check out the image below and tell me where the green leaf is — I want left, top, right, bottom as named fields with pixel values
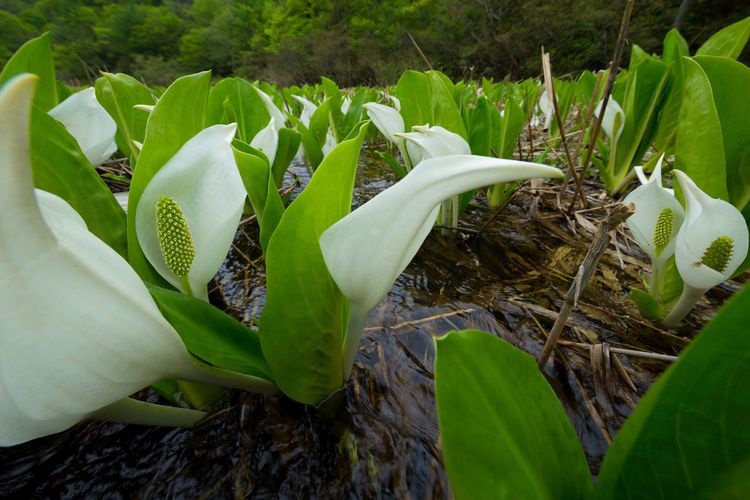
left=375, top=150, right=407, bottom=179
left=259, top=123, right=368, bottom=405
left=427, top=70, right=468, bottom=139
left=0, top=32, right=57, bottom=111
left=611, top=57, right=670, bottom=193
left=232, top=139, right=284, bottom=253
left=663, top=28, right=689, bottom=66
left=628, top=287, right=664, bottom=320
left=127, top=71, right=211, bottom=284
left=674, top=58, right=728, bottom=200
left=596, top=284, right=750, bottom=498
left=148, top=285, right=273, bottom=381
left=271, top=127, right=302, bottom=187
left=396, top=70, right=432, bottom=131
left=30, top=106, right=128, bottom=257
left=207, top=77, right=270, bottom=143
left=95, top=72, right=155, bottom=163
left=498, top=94, right=525, bottom=158
left=466, top=96, right=494, bottom=157
left=694, top=56, right=750, bottom=211
left=435, top=330, right=593, bottom=500
left=696, top=17, right=750, bottom=60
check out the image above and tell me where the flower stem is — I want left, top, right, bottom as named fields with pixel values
left=180, top=275, right=193, bottom=297
left=89, top=397, right=205, bottom=428
left=663, top=284, right=706, bottom=327
left=177, top=356, right=279, bottom=396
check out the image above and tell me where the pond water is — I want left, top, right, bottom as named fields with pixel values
left=0, top=153, right=732, bottom=498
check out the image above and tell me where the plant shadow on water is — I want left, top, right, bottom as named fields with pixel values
left=0, top=153, right=739, bottom=498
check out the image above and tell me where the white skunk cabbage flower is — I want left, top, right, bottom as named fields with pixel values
left=48, top=87, right=117, bottom=166
left=594, top=98, right=624, bottom=147
left=254, top=85, right=286, bottom=128
left=538, top=90, right=553, bottom=130
left=363, top=102, right=420, bottom=170
left=250, top=117, right=279, bottom=166
left=341, top=96, right=351, bottom=115
left=395, top=125, right=471, bottom=159
left=0, top=75, right=275, bottom=447
left=363, top=102, right=405, bottom=145
left=320, top=155, right=564, bottom=375
left=624, top=155, right=684, bottom=292
left=293, top=95, right=317, bottom=128
left=663, top=170, right=749, bottom=326
left=135, top=124, right=245, bottom=301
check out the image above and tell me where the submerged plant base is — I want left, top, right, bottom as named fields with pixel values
left=0, top=156, right=737, bottom=497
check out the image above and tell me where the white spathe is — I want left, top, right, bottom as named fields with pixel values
left=594, top=98, right=624, bottom=146
left=395, top=125, right=471, bottom=160
left=0, top=75, right=211, bottom=446
left=673, top=170, right=748, bottom=290
left=320, top=154, right=564, bottom=375
left=254, top=85, right=286, bottom=128
left=363, top=102, right=405, bottom=145
left=135, top=124, right=245, bottom=301
left=48, top=87, right=117, bottom=166
left=623, top=155, right=684, bottom=265
left=250, top=117, right=279, bottom=166
left=293, top=95, right=318, bottom=128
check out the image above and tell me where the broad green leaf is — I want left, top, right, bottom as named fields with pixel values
left=232, top=140, right=284, bottom=253
left=270, top=127, right=302, bottom=187
left=674, top=58, right=728, bottom=200
left=663, top=28, right=689, bottom=65
left=148, top=285, right=273, bottom=381
left=95, top=72, right=155, bottom=163
left=467, top=96, right=494, bottom=156
left=375, top=150, right=407, bottom=179
left=127, top=71, right=211, bottom=284
left=629, top=44, right=649, bottom=71
left=596, top=284, right=750, bottom=498
left=696, top=17, right=750, bottom=60
left=0, top=33, right=57, bottom=111
left=498, top=94, right=525, bottom=158
left=207, top=77, right=270, bottom=143
left=435, top=330, right=592, bottom=500
left=396, top=70, right=433, bottom=130
left=611, top=57, right=669, bottom=192
left=259, top=123, right=368, bottom=405
left=695, top=56, right=750, bottom=210
left=30, top=106, right=127, bottom=257
left=427, top=70, right=468, bottom=139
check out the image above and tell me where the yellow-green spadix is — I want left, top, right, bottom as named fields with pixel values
left=0, top=75, right=275, bottom=447
left=135, top=123, right=245, bottom=301
left=320, top=154, right=564, bottom=376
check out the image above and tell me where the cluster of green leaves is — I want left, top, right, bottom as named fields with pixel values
left=589, top=17, right=750, bottom=196
left=435, top=281, right=750, bottom=498
left=1, top=0, right=748, bottom=86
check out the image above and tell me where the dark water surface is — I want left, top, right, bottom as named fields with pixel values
left=1, top=154, right=726, bottom=498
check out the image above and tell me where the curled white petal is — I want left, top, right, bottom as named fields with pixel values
left=48, top=87, right=117, bottom=166
left=363, top=102, right=405, bottom=144
left=673, top=170, right=749, bottom=289
left=624, top=155, right=684, bottom=262
left=254, top=85, right=286, bottom=129
left=251, top=117, right=279, bottom=165
left=292, top=95, right=318, bottom=128
left=321, top=155, right=563, bottom=313
left=0, top=76, right=201, bottom=446
left=136, top=124, right=245, bottom=300
left=594, top=98, right=624, bottom=146
left=394, top=125, right=470, bottom=160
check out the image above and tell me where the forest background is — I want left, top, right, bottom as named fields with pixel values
left=1, top=0, right=749, bottom=86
